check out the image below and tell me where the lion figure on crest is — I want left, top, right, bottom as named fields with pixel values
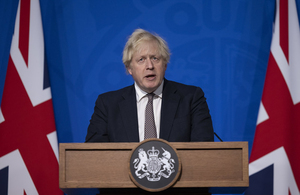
left=133, top=149, right=148, bottom=178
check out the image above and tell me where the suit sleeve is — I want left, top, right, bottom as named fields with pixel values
left=85, top=95, right=110, bottom=142
left=190, top=87, right=214, bottom=141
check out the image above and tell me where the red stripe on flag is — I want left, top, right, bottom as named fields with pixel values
left=248, top=0, right=300, bottom=193
left=0, top=0, right=63, bottom=193
left=280, top=0, right=289, bottom=63
left=0, top=57, right=62, bottom=195
left=249, top=53, right=300, bottom=163
left=19, top=0, right=30, bottom=66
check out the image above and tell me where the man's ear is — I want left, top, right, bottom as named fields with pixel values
left=127, top=67, right=132, bottom=75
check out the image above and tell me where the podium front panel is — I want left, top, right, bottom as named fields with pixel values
left=59, top=142, right=248, bottom=193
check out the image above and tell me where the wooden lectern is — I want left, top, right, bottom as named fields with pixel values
left=59, top=142, right=249, bottom=194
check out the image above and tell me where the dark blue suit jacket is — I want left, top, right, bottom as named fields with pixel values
left=86, top=79, right=214, bottom=142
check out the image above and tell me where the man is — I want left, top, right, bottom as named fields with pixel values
left=86, top=29, right=214, bottom=142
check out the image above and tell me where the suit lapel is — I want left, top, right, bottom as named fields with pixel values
left=119, top=85, right=139, bottom=142
left=160, top=80, right=180, bottom=140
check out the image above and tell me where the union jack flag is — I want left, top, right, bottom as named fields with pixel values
left=245, top=0, right=300, bottom=194
left=0, top=0, right=63, bottom=194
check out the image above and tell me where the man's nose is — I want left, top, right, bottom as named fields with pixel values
left=145, top=58, right=154, bottom=69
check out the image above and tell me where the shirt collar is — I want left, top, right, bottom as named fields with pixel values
left=135, top=80, right=164, bottom=102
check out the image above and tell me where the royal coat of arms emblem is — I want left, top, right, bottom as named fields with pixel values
left=133, top=146, right=175, bottom=181
left=129, top=139, right=181, bottom=192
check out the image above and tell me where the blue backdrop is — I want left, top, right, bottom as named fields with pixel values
left=1, top=1, right=300, bottom=194
left=37, top=0, right=277, bottom=150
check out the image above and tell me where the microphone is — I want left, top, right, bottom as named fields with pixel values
left=214, top=132, right=223, bottom=142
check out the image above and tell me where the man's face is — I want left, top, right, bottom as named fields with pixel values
left=128, top=41, right=167, bottom=93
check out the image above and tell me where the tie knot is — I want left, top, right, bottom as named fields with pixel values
left=147, top=93, right=155, bottom=102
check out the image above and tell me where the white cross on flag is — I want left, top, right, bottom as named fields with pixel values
left=245, top=0, right=300, bottom=194
left=0, top=0, right=63, bottom=194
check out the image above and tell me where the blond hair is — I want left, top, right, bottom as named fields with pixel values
left=122, top=29, right=170, bottom=72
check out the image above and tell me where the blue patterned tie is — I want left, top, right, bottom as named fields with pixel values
left=144, top=93, right=157, bottom=139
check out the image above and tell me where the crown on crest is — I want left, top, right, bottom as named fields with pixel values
left=147, top=146, right=159, bottom=157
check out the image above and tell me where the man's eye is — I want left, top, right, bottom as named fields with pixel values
left=152, top=57, right=158, bottom=61
left=138, top=58, right=144, bottom=62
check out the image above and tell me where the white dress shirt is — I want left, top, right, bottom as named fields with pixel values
left=135, top=81, right=163, bottom=142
